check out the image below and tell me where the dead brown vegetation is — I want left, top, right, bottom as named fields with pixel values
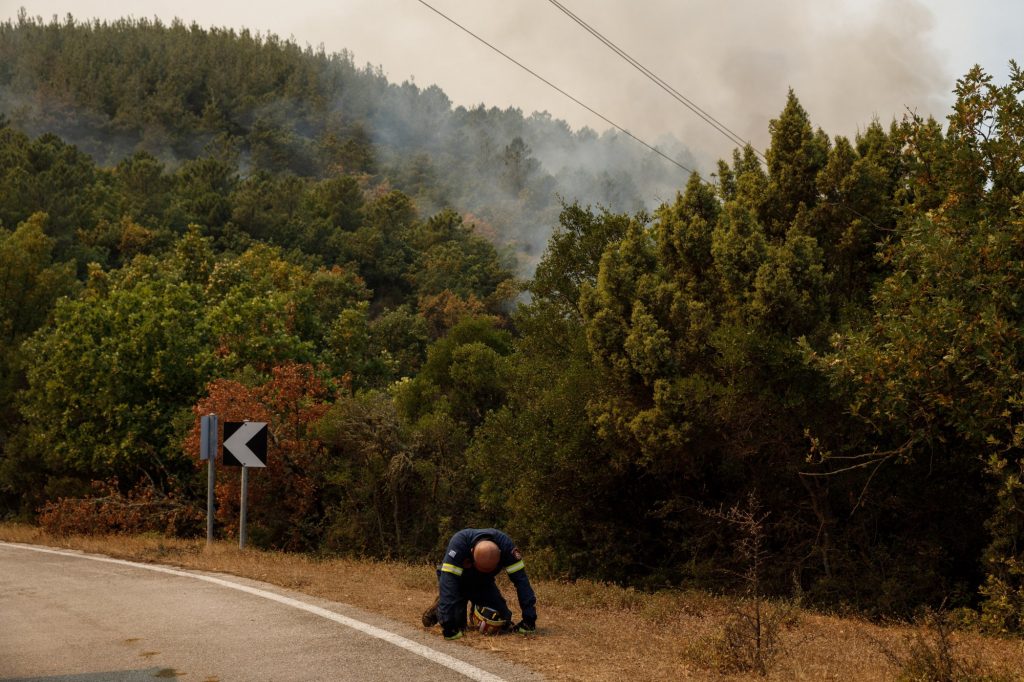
left=37, top=480, right=203, bottom=537
left=2, top=523, right=1022, bottom=682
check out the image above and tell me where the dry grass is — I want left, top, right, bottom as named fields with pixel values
left=3, top=522, right=1023, bottom=681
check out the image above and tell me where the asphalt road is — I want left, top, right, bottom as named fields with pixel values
left=0, top=542, right=544, bottom=682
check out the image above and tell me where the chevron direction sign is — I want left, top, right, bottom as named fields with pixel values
left=222, top=421, right=268, bottom=468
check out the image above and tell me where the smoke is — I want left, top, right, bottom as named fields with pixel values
left=350, top=73, right=697, bottom=270
left=290, top=0, right=950, bottom=165
left=692, top=0, right=947, bottom=148
left=519, top=0, right=949, bottom=160
left=1, top=0, right=967, bottom=163
left=336, top=0, right=951, bottom=272
left=0, top=84, right=183, bottom=166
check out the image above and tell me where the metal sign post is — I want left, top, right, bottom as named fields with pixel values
left=222, top=420, right=267, bottom=551
left=239, top=465, right=249, bottom=549
left=199, top=414, right=218, bottom=545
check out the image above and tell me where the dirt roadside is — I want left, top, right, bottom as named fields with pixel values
left=2, top=523, right=1021, bottom=681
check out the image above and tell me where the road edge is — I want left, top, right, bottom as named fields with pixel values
left=0, top=540, right=519, bottom=682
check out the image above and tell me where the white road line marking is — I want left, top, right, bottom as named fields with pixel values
left=0, top=542, right=509, bottom=682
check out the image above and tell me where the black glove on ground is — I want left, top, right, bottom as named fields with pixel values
left=510, top=618, right=536, bottom=634
left=442, top=625, right=464, bottom=640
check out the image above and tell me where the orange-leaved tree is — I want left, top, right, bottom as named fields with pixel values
left=185, top=363, right=330, bottom=550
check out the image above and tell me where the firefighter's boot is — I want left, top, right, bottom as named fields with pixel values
left=421, top=596, right=440, bottom=627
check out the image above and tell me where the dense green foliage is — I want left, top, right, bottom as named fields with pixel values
left=2, top=16, right=1024, bottom=627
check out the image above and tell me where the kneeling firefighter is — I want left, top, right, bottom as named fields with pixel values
left=422, top=528, right=537, bottom=639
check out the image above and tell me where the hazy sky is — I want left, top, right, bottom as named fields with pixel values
left=3, top=0, right=1021, bottom=166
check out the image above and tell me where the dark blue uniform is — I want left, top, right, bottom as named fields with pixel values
left=437, top=528, right=537, bottom=632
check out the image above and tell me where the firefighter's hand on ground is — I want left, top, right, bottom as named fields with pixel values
left=510, top=618, right=536, bottom=634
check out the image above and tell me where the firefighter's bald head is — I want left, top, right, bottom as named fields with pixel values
left=473, top=540, right=500, bottom=572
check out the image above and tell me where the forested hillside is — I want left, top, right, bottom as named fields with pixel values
left=0, top=12, right=693, bottom=264
left=2, top=13, right=1024, bottom=631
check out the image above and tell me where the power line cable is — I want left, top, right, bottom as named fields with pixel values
left=416, top=1, right=887, bottom=233
left=415, top=0, right=695, bottom=176
left=545, top=2, right=903, bottom=233
left=544, top=2, right=895, bottom=230
left=545, top=0, right=767, bottom=163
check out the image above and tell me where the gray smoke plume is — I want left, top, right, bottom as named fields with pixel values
left=291, top=0, right=950, bottom=165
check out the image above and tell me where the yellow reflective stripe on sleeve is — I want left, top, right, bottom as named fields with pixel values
left=441, top=563, right=464, bottom=576
left=505, top=560, right=525, bottom=574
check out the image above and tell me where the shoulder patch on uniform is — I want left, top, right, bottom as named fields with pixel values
left=512, top=547, right=522, bottom=560
left=448, top=549, right=457, bottom=558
